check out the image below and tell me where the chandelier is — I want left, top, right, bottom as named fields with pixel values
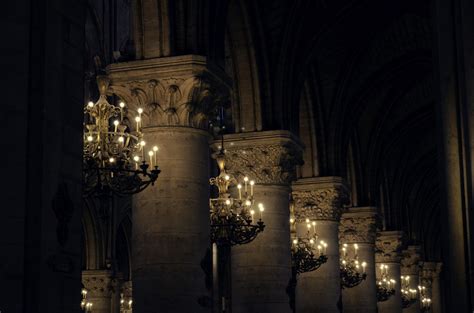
left=290, top=218, right=328, bottom=274
left=340, top=243, right=367, bottom=289
left=209, top=126, right=265, bottom=246
left=419, top=285, right=431, bottom=312
left=80, top=288, right=93, bottom=312
left=83, top=75, right=160, bottom=197
left=400, top=275, right=418, bottom=308
left=376, top=264, right=396, bottom=302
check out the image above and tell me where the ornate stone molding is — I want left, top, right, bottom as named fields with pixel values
left=121, top=280, right=133, bottom=298
left=420, top=262, right=442, bottom=286
left=291, top=177, right=349, bottom=221
left=400, top=245, right=422, bottom=276
left=375, top=231, right=404, bottom=263
left=339, top=207, right=378, bottom=244
left=82, top=270, right=117, bottom=298
left=107, top=55, right=230, bottom=129
left=217, top=130, right=303, bottom=185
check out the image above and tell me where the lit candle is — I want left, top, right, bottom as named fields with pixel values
left=312, top=221, right=316, bottom=234
left=317, top=245, right=322, bottom=255
left=250, top=180, right=255, bottom=196
left=362, top=261, right=367, bottom=273
left=119, top=101, right=125, bottom=121
left=258, top=203, right=264, bottom=220
left=153, top=146, right=158, bottom=166
left=140, top=140, right=146, bottom=159
left=237, top=184, right=242, bottom=199
left=148, top=150, right=154, bottom=167
left=134, top=155, right=139, bottom=170
left=354, top=243, right=359, bottom=258
left=114, top=120, right=119, bottom=132
left=244, top=176, right=249, bottom=193
left=250, top=210, right=255, bottom=220
left=135, top=116, right=141, bottom=132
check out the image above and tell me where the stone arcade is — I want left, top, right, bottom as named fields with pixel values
left=3, top=0, right=474, bottom=313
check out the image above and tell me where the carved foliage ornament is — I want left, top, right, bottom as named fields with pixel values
left=400, top=248, right=421, bottom=275
left=292, top=187, right=349, bottom=221
left=110, top=72, right=230, bottom=129
left=82, top=273, right=118, bottom=298
left=224, top=143, right=303, bottom=185
left=339, top=215, right=377, bottom=244
left=375, top=234, right=403, bottom=263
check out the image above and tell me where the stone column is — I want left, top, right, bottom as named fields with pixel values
left=82, top=270, right=117, bottom=313
left=292, top=176, right=349, bottom=313
left=401, top=246, right=422, bottom=313
left=340, top=207, right=378, bottom=313
left=421, top=262, right=443, bottom=313
left=108, top=55, right=230, bottom=313
left=221, top=130, right=303, bottom=313
left=375, top=231, right=404, bottom=313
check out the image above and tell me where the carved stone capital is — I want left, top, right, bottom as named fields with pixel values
left=216, top=131, right=303, bottom=185
left=107, top=55, right=231, bottom=129
left=420, top=262, right=442, bottom=286
left=339, top=207, right=378, bottom=244
left=375, top=231, right=404, bottom=263
left=121, top=280, right=133, bottom=298
left=82, top=270, right=117, bottom=298
left=291, top=177, right=349, bottom=221
left=400, top=245, right=422, bottom=275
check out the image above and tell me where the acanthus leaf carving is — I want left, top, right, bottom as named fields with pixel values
left=375, top=231, right=404, bottom=263
left=109, top=72, right=229, bottom=129
left=339, top=212, right=377, bottom=244
left=82, top=270, right=116, bottom=298
left=292, top=187, right=349, bottom=221
left=223, top=143, right=303, bottom=185
left=400, top=246, right=421, bottom=275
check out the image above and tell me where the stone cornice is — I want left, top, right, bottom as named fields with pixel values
left=216, top=130, right=304, bottom=185
left=375, top=231, right=404, bottom=263
left=339, top=207, right=378, bottom=244
left=106, top=55, right=231, bottom=129
left=400, top=245, right=422, bottom=275
left=291, top=177, right=349, bottom=221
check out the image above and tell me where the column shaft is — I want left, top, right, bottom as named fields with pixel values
left=375, top=231, right=404, bottom=313
left=401, top=246, right=421, bottom=313
left=220, top=130, right=302, bottom=313
left=292, top=176, right=348, bottom=313
left=296, top=220, right=340, bottom=312
left=342, top=243, right=376, bottom=313
left=232, top=185, right=292, bottom=313
left=107, top=55, right=230, bottom=313
left=132, top=128, right=211, bottom=313
left=377, top=262, right=402, bottom=313
left=340, top=207, right=378, bottom=313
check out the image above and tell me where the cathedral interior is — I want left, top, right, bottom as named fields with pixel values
left=3, top=0, right=474, bottom=312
